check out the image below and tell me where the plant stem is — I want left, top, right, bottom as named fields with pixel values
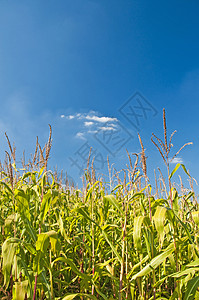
left=33, top=273, right=38, bottom=300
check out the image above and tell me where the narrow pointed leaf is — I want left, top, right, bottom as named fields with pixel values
left=184, top=276, right=199, bottom=300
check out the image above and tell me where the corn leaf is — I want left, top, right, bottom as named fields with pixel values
left=130, top=243, right=174, bottom=281
left=184, top=276, right=199, bottom=300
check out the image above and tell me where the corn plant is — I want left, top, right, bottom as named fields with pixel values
left=0, top=111, right=199, bottom=299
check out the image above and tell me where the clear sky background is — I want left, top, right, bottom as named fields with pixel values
left=0, top=0, right=199, bottom=190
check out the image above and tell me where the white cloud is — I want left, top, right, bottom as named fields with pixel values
left=85, top=115, right=118, bottom=123
left=169, top=157, right=183, bottom=164
left=61, top=111, right=118, bottom=124
left=87, top=130, right=98, bottom=134
left=75, top=132, right=86, bottom=140
left=60, top=114, right=75, bottom=120
left=109, top=123, right=117, bottom=127
left=61, top=111, right=119, bottom=138
left=84, top=121, right=94, bottom=126
left=68, top=115, right=75, bottom=120
left=99, top=126, right=116, bottom=131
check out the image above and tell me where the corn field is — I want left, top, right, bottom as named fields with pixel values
left=0, top=111, right=199, bottom=300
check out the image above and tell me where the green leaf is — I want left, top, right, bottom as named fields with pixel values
left=2, top=239, right=19, bottom=287
left=169, top=163, right=191, bottom=179
left=12, top=280, right=28, bottom=300
left=62, top=295, right=78, bottom=300
left=133, top=216, right=145, bottom=251
left=23, top=242, right=37, bottom=255
left=36, top=233, right=49, bottom=253
left=36, top=230, right=59, bottom=254
left=39, top=191, right=52, bottom=222
left=62, top=294, right=97, bottom=300
left=195, top=290, right=199, bottom=300
left=192, top=211, right=199, bottom=225
left=171, top=267, right=199, bottom=278
left=187, top=259, right=199, bottom=267
left=76, top=207, right=122, bottom=263
left=0, top=181, right=13, bottom=194
left=52, top=257, right=91, bottom=281
left=47, top=230, right=59, bottom=254
left=21, top=171, right=34, bottom=181
left=174, top=214, right=193, bottom=243
left=130, top=243, right=174, bottom=281
left=153, top=206, right=167, bottom=247
left=127, top=255, right=149, bottom=280
left=184, top=276, right=199, bottom=300
left=104, top=195, right=124, bottom=215
left=23, top=217, right=37, bottom=242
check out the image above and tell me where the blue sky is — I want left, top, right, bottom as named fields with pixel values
left=0, top=0, right=199, bottom=190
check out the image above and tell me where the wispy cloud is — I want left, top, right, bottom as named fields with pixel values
left=169, top=157, right=183, bottom=164
left=68, top=115, right=75, bottom=120
left=84, top=115, right=117, bottom=123
left=75, top=132, right=86, bottom=140
left=84, top=121, right=94, bottom=126
left=61, top=112, right=118, bottom=123
left=99, top=126, right=116, bottom=131
left=87, top=130, right=98, bottom=134
left=61, top=111, right=119, bottom=139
